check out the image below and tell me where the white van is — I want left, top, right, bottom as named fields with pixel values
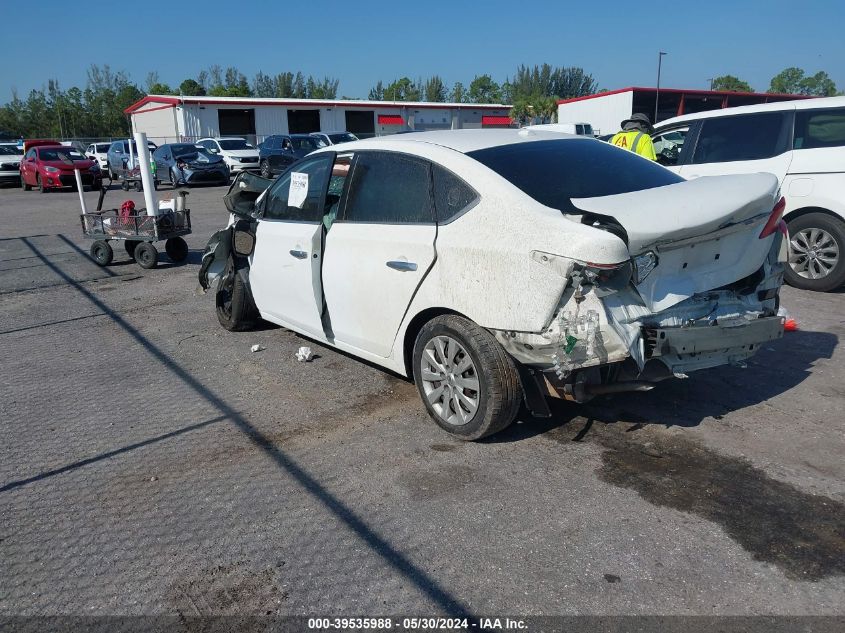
left=653, top=96, right=845, bottom=291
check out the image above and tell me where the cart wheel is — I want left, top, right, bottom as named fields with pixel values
left=135, top=242, right=158, bottom=269
left=121, top=180, right=130, bottom=191
left=134, top=180, right=143, bottom=192
left=90, top=240, right=113, bottom=266
left=153, top=180, right=159, bottom=191
left=165, top=236, right=189, bottom=263
left=124, top=240, right=141, bottom=259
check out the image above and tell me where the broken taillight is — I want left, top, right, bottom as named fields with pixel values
left=759, top=197, right=786, bottom=239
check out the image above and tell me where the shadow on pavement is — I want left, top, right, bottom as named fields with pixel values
left=8, top=235, right=475, bottom=618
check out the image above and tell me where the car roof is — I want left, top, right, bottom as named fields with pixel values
left=656, top=95, right=845, bottom=128
left=335, top=128, right=582, bottom=154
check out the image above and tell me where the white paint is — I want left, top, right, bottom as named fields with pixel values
left=73, top=170, right=87, bottom=214
left=133, top=132, right=157, bottom=215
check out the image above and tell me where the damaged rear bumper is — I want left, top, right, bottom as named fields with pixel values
left=643, top=315, right=783, bottom=373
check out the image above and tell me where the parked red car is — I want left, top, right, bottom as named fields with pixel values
left=20, top=143, right=102, bottom=192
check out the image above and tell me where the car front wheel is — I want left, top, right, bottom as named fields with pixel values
left=216, top=257, right=258, bottom=331
left=413, top=315, right=522, bottom=440
left=785, top=212, right=845, bottom=292
left=260, top=159, right=272, bottom=179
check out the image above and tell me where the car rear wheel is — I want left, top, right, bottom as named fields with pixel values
left=216, top=256, right=258, bottom=331
left=412, top=315, right=522, bottom=440
left=785, top=213, right=845, bottom=292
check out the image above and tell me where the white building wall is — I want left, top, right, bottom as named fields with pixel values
left=556, top=91, right=634, bottom=136
left=130, top=106, right=178, bottom=145
left=255, top=106, right=289, bottom=139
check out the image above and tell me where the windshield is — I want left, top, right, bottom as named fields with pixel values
left=467, top=139, right=684, bottom=212
left=218, top=139, right=253, bottom=150
left=40, top=148, right=87, bottom=162
left=96, top=144, right=110, bottom=152
left=172, top=144, right=215, bottom=160
left=0, top=146, right=21, bottom=156
left=328, top=133, right=357, bottom=144
left=291, top=137, right=322, bottom=151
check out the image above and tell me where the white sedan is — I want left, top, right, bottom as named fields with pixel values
left=201, top=129, right=787, bottom=440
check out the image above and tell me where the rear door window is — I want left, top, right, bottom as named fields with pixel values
left=691, top=112, right=790, bottom=163
left=794, top=108, right=845, bottom=149
left=342, top=152, right=434, bottom=224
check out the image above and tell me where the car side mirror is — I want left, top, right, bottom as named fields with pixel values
left=232, top=229, right=255, bottom=256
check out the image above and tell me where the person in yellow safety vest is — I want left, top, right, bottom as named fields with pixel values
left=610, top=113, right=657, bottom=160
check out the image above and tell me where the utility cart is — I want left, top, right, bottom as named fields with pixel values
left=81, top=195, right=191, bottom=269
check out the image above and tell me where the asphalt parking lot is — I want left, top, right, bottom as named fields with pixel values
left=0, top=181, right=843, bottom=620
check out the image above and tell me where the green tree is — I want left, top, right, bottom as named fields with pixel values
left=468, top=74, right=501, bottom=103
left=274, top=72, right=294, bottom=97
left=147, top=82, right=174, bottom=94
left=424, top=76, right=447, bottom=102
left=800, top=71, right=837, bottom=96
left=383, top=77, right=421, bottom=101
left=711, top=75, right=753, bottom=92
left=450, top=82, right=466, bottom=103
left=769, top=67, right=805, bottom=94
left=253, top=72, right=275, bottom=97
left=368, top=80, right=384, bottom=101
left=179, top=79, right=206, bottom=96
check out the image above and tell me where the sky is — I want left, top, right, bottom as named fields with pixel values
left=2, top=0, right=844, bottom=103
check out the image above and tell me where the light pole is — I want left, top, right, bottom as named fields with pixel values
left=655, top=51, right=667, bottom=123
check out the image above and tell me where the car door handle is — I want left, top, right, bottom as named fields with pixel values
left=290, top=250, right=308, bottom=259
left=386, top=260, right=418, bottom=272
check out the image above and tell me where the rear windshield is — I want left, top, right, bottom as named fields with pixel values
left=467, top=138, right=683, bottom=211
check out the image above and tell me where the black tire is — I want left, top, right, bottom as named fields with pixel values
left=108, top=168, right=116, bottom=180
left=121, top=180, right=130, bottom=191
left=260, top=159, right=272, bottom=179
left=124, top=240, right=141, bottom=259
left=153, top=179, right=159, bottom=191
left=784, top=212, right=845, bottom=292
left=412, top=315, right=522, bottom=440
left=165, top=236, right=189, bottom=262
left=22, top=175, right=32, bottom=191
left=135, top=242, right=158, bottom=269
left=216, top=257, right=258, bottom=331
left=89, top=240, right=113, bottom=266
left=133, top=180, right=143, bottom=192
left=37, top=174, right=46, bottom=193
left=170, top=168, right=180, bottom=187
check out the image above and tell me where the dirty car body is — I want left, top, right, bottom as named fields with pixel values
left=200, top=129, right=786, bottom=439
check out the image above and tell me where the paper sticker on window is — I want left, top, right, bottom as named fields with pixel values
left=289, top=172, right=308, bottom=208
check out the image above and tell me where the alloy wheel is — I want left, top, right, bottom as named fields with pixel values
left=419, top=335, right=480, bottom=426
left=789, top=228, right=839, bottom=280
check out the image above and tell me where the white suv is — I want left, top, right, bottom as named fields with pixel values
left=653, top=96, right=845, bottom=292
left=196, top=137, right=260, bottom=174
